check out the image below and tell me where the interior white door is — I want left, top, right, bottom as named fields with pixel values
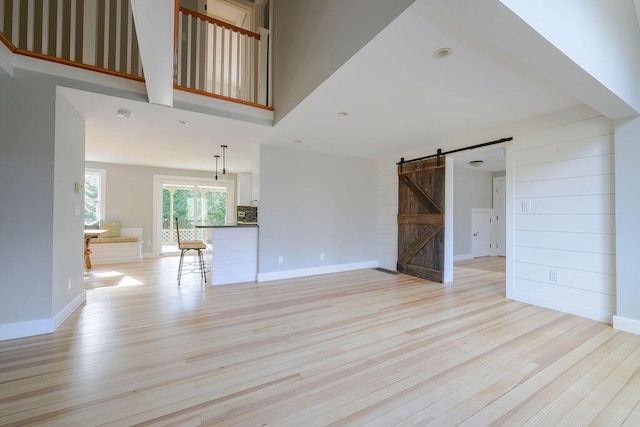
left=493, top=177, right=506, bottom=256
left=472, top=208, right=493, bottom=258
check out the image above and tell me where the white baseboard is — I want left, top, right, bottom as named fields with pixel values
left=0, top=41, right=14, bottom=76
left=0, top=318, right=55, bottom=341
left=453, top=253, right=474, bottom=262
left=508, top=290, right=613, bottom=324
left=613, top=315, right=640, bottom=336
left=54, top=291, right=86, bottom=329
left=0, top=292, right=86, bottom=341
left=258, top=260, right=379, bottom=283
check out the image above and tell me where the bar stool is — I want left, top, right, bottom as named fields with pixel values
left=175, top=218, right=207, bottom=286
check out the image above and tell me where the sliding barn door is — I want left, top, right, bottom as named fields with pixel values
left=397, top=158, right=446, bottom=282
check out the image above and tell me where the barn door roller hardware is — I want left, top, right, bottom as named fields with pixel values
left=397, top=137, right=513, bottom=172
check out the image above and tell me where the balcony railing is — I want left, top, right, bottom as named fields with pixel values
left=175, top=7, right=271, bottom=109
left=0, top=1, right=271, bottom=109
left=0, top=0, right=144, bottom=81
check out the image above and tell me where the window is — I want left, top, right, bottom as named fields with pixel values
left=84, top=168, right=106, bottom=226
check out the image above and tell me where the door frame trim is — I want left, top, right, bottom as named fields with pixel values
left=152, top=174, right=235, bottom=257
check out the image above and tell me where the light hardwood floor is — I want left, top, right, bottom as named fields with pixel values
left=1, top=256, right=639, bottom=426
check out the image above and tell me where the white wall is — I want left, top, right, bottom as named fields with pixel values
left=499, top=0, right=640, bottom=115
left=0, top=70, right=56, bottom=329
left=52, top=92, right=86, bottom=317
left=376, top=158, right=398, bottom=271
left=509, top=113, right=616, bottom=323
left=453, top=167, right=493, bottom=258
left=613, top=116, right=640, bottom=334
left=272, top=0, right=414, bottom=122
left=258, top=146, right=377, bottom=277
left=84, top=161, right=235, bottom=254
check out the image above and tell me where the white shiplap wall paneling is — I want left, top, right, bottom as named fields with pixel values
left=514, top=116, right=613, bottom=151
left=514, top=134, right=613, bottom=166
left=512, top=113, right=616, bottom=323
left=514, top=262, right=615, bottom=295
left=515, top=230, right=615, bottom=254
left=514, top=195, right=614, bottom=215
left=515, top=214, right=614, bottom=234
left=515, top=174, right=614, bottom=198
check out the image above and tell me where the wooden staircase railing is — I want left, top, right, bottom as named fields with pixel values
left=176, top=7, right=271, bottom=110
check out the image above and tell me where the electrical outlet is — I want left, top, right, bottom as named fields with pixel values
left=549, top=270, right=559, bottom=282
left=320, top=253, right=324, bottom=260
left=278, top=256, right=284, bottom=264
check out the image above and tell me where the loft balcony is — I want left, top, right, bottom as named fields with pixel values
left=0, top=0, right=272, bottom=121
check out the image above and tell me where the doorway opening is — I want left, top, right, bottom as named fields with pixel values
left=153, top=175, right=235, bottom=256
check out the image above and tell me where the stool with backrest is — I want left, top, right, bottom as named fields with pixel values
left=175, top=217, right=207, bottom=286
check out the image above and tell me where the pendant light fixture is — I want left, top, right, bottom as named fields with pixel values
left=214, top=155, right=220, bottom=180
left=221, top=145, right=228, bottom=175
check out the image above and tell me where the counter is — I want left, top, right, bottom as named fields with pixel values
left=195, top=224, right=258, bottom=285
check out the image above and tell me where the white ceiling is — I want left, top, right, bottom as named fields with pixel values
left=76, top=0, right=581, bottom=173
left=451, top=145, right=506, bottom=172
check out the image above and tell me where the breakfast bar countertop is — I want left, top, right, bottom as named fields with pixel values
left=195, top=223, right=258, bottom=228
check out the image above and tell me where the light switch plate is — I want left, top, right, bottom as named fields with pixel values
left=522, top=200, right=531, bottom=213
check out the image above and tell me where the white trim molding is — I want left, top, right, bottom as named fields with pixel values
left=54, top=291, right=86, bottom=329
left=453, top=253, right=474, bottom=262
left=613, top=315, right=640, bottom=336
left=258, top=260, right=379, bottom=283
left=509, top=289, right=613, bottom=324
left=0, top=40, right=14, bottom=76
left=0, top=318, right=56, bottom=341
left=0, top=291, right=85, bottom=341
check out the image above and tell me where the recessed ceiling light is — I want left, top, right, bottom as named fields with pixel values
left=116, top=109, right=131, bottom=118
left=469, top=160, right=484, bottom=167
left=292, top=139, right=302, bottom=144
left=433, top=47, right=453, bottom=60
left=177, top=120, right=189, bottom=125
left=337, top=112, right=349, bottom=117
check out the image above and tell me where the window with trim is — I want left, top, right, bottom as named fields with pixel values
left=84, top=169, right=106, bottom=226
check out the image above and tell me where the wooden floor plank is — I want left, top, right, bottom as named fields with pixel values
left=0, top=256, right=638, bottom=426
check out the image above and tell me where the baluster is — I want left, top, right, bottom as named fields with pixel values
left=27, top=0, right=34, bottom=51
left=242, top=33, right=248, bottom=100
left=103, top=0, right=109, bottom=68
left=211, top=23, right=217, bottom=93
left=177, top=11, right=182, bottom=85
left=203, top=20, right=209, bottom=92
left=186, top=14, right=191, bottom=88
left=195, top=16, right=200, bottom=90
left=235, top=31, right=240, bottom=99
left=69, top=0, right=76, bottom=61
left=56, top=0, right=63, bottom=57
left=115, top=0, right=121, bottom=72
left=12, top=0, right=19, bottom=46
left=220, top=27, right=225, bottom=96
left=82, top=0, right=95, bottom=66
left=41, top=0, right=49, bottom=55
left=249, top=36, right=255, bottom=103
left=227, top=30, right=232, bottom=97
left=127, top=1, right=133, bottom=74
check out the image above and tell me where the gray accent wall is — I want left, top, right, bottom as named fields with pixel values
left=614, top=116, right=640, bottom=323
left=272, top=0, right=414, bottom=122
left=258, top=145, right=377, bottom=273
left=84, top=162, right=234, bottom=254
left=0, top=70, right=57, bottom=324
left=453, top=167, right=493, bottom=256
